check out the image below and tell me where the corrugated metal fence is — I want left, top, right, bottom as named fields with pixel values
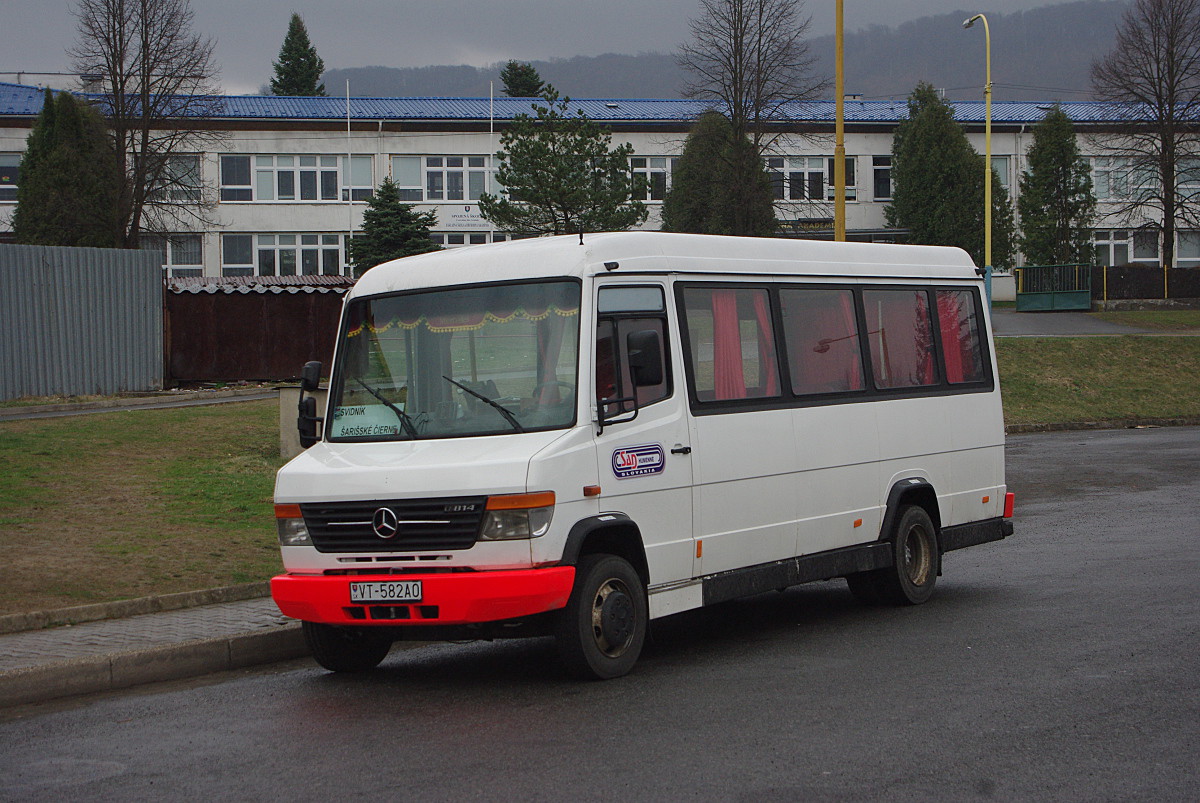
left=0, top=244, right=162, bottom=401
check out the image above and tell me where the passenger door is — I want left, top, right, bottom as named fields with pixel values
left=677, top=283, right=800, bottom=576
left=591, top=284, right=695, bottom=586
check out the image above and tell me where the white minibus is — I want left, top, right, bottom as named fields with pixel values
left=272, top=232, right=1014, bottom=679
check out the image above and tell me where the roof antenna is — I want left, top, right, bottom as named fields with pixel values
left=579, top=223, right=585, bottom=246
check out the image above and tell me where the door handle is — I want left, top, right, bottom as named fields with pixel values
left=670, top=445, right=692, bottom=455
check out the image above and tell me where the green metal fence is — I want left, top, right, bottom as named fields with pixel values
left=1014, top=264, right=1093, bottom=311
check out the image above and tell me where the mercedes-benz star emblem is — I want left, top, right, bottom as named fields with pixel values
left=372, top=507, right=399, bottom=539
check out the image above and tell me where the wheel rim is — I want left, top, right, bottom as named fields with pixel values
left=590, top=577, right=636, bottom=658
left=902, top=524, right=932, bottom=586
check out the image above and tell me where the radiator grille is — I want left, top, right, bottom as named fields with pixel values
left=301, top=497, right=487, bottom=553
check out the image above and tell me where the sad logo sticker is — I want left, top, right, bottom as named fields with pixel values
left=611, top=444, right=666, bottom=478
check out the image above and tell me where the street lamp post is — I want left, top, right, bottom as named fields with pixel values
left=834, top=0, right=846, bottom=241
left=963, top=13, right=992, bottom=303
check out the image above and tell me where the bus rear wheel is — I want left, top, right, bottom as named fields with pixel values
left=847, top=505, right=939, bottom=606
left=555, top=554, right=647, bottom=680
left=302, top=621, right=393, bottom=672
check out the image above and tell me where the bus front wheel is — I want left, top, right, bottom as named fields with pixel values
left=555, top=554, right=647, bottom=680
left=302, top=621, right=393, bottom=672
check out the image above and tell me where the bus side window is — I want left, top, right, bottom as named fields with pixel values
left=596, top=320, right=619, bottom=406
left=780, top=287, right=865, bottom=395
left=596, top=317, right=670, bottom=414
left=681, top=286, right=780, bottom=402
left=862, top=289, right=938, bottom=389
left=936, top=289, right=988, bottom=384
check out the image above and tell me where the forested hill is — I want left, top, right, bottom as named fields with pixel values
left=322, top=0, right=1125, bottom=102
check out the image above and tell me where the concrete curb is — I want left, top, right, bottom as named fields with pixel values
left=1005, top=416, right=1200, bottom=434
left=0, top=583, right=271, bottom=635
left=0, top=623, right=305, bottom=708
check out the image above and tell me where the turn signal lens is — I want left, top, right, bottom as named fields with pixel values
left=485, top=491, right=555, bottom=510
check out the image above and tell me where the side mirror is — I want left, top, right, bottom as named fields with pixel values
left=297, top=361, right=323, bottom=449
left=626, top=330, right=663, bottom=387
left=300, top=360, right=322, bottom=392
left=298, top=395, right=320, bottom=448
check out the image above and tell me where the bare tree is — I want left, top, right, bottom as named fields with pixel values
left=1091, top=0, right=1200, bottom=269
left=70, top=0, right=223, bottom=248
left=677, top=0, right=826, bottom=235
left=678, top=0, right=825, bottom=148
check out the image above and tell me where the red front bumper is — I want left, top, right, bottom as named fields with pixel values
left=271, top=566, right=576, bottom=627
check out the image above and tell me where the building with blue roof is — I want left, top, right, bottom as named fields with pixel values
left=1, top=81, right=1196, bottom=276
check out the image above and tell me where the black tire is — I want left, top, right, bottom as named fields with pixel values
left=846, top=505, right=939, bottom=606
left=555, top=554, right=647, bottom=680
left=877, top=505, right=939, bottom=605
left=302, top=621, right=393, bottom=672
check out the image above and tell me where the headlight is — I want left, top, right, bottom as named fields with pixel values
left=275, top=503, right=312, bottom=546
left=479, top=492, right=555, bottom=541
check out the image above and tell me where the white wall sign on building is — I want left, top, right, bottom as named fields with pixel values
left=438, top=206, right=489, bottom=230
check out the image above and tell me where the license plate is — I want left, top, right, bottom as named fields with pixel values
left=349, top=580, right=422, bottom=603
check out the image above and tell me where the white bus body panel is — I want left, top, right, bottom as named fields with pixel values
left=276, top=232, right=1007, bottom=623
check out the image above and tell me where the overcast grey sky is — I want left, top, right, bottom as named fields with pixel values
left=5, top=0, right=1068, bottom=95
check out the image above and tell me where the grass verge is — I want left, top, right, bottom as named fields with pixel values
left=995, top=336, right=1200, bottom=428
left=1088, top=309, right=1200, bottom=331
left=0, top=400, right=283, bottom=615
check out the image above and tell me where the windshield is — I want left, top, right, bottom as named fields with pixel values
left=329, top=280, right=581, bottom=441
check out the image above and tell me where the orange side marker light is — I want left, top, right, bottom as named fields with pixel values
left=583, top=485, right=602, bottom=497
left=853, top=518, right=863, bottom=528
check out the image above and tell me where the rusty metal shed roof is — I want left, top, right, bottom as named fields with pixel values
left=166, top=275, right=355, bottom=295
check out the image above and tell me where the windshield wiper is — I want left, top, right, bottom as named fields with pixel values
left=443, top=376, right=525, bottom=433
left=354, top=378, right=419, bottom=439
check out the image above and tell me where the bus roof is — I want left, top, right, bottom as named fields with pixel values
left=349, top=232, right=980, bottom=299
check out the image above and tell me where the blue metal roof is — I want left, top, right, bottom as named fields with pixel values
left=0, top=82, right=48, bottom=116
left=0, top=80, right=1139, bottom=125
left=202, top=94, right=1136, bottom=125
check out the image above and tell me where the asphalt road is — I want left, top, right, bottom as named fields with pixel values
left=2, top=427, right=1197, bottom=801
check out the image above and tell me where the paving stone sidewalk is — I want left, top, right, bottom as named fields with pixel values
left=0, top=597, right=305, bottom=708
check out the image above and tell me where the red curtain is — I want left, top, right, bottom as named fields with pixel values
left=937, top=292, right=966, bottom=383
left=712, top=290, right=746, bottom=400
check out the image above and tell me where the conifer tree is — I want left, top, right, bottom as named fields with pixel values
left=1017, top=106, right=1097, bottom=266
left=886, top=83, right=1014, bottom=270
left=348, top=177, right=441, bottom=276
left=270, top=13, right=326, bottom=96
left=12, top=89, right=121, bottom=247
left=479, top=86, right=648, bottom=235
left=662, top=110, right=775, bottom=235
left=499, top=61, right=544, bottom=97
